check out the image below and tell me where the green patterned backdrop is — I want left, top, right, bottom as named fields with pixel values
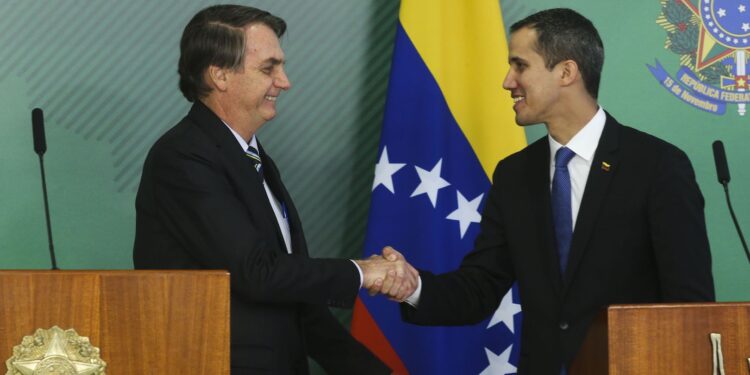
left=1, top=0, right=748, bottom=372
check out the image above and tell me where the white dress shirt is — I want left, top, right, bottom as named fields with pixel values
left=404, top=107, right=607, bottom=307
left=547, top=107, right=606, bottom=229
left=224, top=125, right=293, bottom=254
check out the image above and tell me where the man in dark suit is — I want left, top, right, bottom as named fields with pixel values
left=372, top=8, right=715, bottom=375
left=133, top=5, right=417, bottom=374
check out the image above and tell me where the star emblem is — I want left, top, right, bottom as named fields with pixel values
left=13, top=329, right=102, bottom=375
left=740, top=4, right=746, bottom=13
left=411, top=159, right=451, bottom=207
left=479, top=345, right=517, bottom=375
left=676, top=1, right=743, bottom=70
left=487, top=289, right=522, bottom=333
left=372, top=146, right=406, bottom=193
left=446, top=191, right=483, bottom=239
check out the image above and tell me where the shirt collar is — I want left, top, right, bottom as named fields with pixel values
left=548, top=107, right=606, bottom=162
left=222, top=121, right=257, bottom=152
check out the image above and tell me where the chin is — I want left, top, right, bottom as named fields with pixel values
left=261, top=109, right=277, bottom=121
left=514, top=116, right=533, bottom=127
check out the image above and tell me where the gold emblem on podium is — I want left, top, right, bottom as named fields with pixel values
left=5, top=326, right=106, bottom=375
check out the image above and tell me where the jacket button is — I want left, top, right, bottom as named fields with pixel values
left=559, top=322, right=569, bottom=330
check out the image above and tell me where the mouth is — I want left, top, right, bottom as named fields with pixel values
left=512, top=95, right=525, bottom=110
left=264, top=95, right=277, bottom=102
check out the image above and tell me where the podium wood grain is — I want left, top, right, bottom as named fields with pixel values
left=571, top=303, right=750, bottom=375
left=0, top=270, right=230, bottom=374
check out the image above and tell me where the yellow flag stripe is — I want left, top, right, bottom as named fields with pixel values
left=400, top=0, right=527, bottom=178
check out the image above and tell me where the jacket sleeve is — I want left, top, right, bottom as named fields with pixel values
left=647, top=146, right=715, bottom=301
left=402, top=162, right=515, bottom=325
left=141, top=141, right=361, bottom=307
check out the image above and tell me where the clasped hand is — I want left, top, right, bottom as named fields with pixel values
left=355, top=247, right=418, bottom=302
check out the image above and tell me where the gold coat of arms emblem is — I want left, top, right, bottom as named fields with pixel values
left=5, top=326, right=106, bottom=375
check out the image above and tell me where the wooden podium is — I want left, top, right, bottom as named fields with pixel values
left=0, top=270, right=230, bottom=374
left=571, top=302, right=750, bottom=375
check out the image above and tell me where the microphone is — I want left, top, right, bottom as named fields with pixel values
left=712, top=141, right=730, bottom=185
left=32, top=108, right=47, bottom=155
left=31, top=108, right=58, bottom=270
left=712, top=140, right=749, bottom=265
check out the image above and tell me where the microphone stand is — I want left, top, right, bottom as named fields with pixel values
left=37, top=153, right=58, bottom=270
left=719, top=181, right=750, bottom=265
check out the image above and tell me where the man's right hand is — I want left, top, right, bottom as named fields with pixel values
left=355, top=246, right=419, bottom=302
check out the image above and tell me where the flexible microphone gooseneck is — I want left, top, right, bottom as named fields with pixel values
left=712, top=140, right=750, bottom=265
left=32, top=108, right=58, bottom=270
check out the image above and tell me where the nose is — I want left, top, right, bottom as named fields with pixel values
left=275, top=68, right=292, bottom=91
left=502, top=70, right=516, bottom=91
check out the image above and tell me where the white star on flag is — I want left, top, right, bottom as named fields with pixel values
left=446, top=191, right=483, bottom=239
left=411, top=159, right=451, bottom=207
left=479, top=345, right=517, bottom=375
left=487, top=289, right=522, bottom=333
left=743, top=23, right=750, bottom=32
left=372, top=146, right=405, bottom=193
left=740, top=4, right=746, bottom=13
left=718, top=7, right=727, bottom=17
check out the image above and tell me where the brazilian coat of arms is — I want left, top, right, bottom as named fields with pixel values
left=650, top=0, right=750, bottom=115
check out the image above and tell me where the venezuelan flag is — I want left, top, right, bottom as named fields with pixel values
left=352, top=0, right=527, bottom=373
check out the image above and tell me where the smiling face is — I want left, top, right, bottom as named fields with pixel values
left=225, top=23, right=291, bottom=130
left=502, top=26, right=563, bottom=126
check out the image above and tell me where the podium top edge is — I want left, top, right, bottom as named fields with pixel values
left=607, top=302, right=750, bottom=310
left=0, top=270, right=230, bottom=276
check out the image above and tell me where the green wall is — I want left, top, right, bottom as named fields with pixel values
left=0, top=1, right=747, bottom=370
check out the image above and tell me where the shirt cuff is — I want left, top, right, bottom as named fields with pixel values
left=351, top=260, right=364, bottom=289
left=403, top=275, right=422, bottom=307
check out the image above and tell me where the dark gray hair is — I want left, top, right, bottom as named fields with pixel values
left=511, top=8, right=604, bottom=99
left=178, top=4, right=286, bottom=102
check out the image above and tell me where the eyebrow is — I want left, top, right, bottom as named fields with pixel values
left=263, top=57, right=285, bottom=66
left=508, top=56, right=527, bottom=65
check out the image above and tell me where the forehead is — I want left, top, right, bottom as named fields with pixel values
left=243, top=23, right=285, bottom=61
left=508, top=27, right=541, bottom=59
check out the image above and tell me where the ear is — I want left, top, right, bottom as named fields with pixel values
left=206, top=65, right=229, bottom=92
left=558, top=60, right=580, bottom=87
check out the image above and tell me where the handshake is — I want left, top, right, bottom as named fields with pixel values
left=355, top=247, right=419, bottom=302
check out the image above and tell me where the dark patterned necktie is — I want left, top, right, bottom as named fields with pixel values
left=245, top=145, right=263, bottom=178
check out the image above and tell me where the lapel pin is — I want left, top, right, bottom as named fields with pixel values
left=601, top=161, right=611, bottom=172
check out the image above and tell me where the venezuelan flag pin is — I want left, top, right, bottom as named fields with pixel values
left=601, top=161, right=611, bottom=172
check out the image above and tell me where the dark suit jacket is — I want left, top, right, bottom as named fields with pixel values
left=402, top=113, right=715, bottom=374
left=134, top=101, right=389, bottom=374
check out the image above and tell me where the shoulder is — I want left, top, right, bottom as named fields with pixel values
left=491, top=135, right=547, bottom=179
left=612, top=118, right=690, bottom=164
left=143, top=113, right=225, bottom=176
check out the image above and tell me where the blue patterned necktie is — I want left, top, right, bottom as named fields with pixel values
left=245, top=145, right=263, bottom=178
left=551, top=147, right=576, bottom=274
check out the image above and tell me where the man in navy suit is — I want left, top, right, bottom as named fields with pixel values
left=373, top=8, right=715, bottom=375
left=133, top=5, right=417, bottom=374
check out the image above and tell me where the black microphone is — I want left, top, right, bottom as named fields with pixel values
left=712, top=140, right=749, bottom=265
left=31, top=108, right=58, bottom=270
left=32, top=108, right=47, bottom=155
left=712, top=141, right=730, bottom=185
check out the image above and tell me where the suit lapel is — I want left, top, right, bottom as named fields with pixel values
left=258, top=143, right=308, bottom=256
left=563, top=113, right=621, bottom=288
left=525, top=138, right=565, bottom=295
left=188, top=102, right=291, bottom=255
